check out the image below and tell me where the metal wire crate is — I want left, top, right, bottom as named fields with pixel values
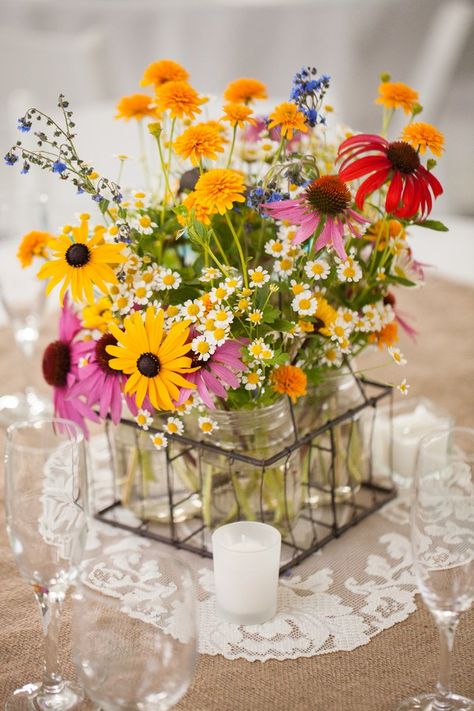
left=95, top=375, right=395, bottom=575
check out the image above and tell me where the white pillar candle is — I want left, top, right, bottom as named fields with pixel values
left=371, top=399, right=452, bottom=488
left=212, top=521, right=281, bottom=625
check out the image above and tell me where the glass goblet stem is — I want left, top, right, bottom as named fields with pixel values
left=433, top=612, right=459, bottom=710
left=35, top=588, right=66, bottom=696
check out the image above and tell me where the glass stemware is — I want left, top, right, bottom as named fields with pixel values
left=4, top=417, right=88, bottom=710
left=397, top=426, right=474, bottom=711
left=0, top=194, right=53, bottom=426
left=71, top=536, right=197, bottom=710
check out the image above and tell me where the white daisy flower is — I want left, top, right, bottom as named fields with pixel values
left=200, top=266, right=221, bottom=282
left=235, top=296, right=251, bottom=313
left=111, top=292, right=134, bottom=316
left=362, top=304, right=382, bottom=332
left=164, top=417, right=184, bottom=436
left=181, top=299, right=205, bottom=322
left=224, top=275, right=243, bottom=292
left=209, top=283, right=231, bottom=303
left=242, top=369, right=264, bottom=391
left=135, top=409, right=153, bottom=430
left=321, top=344, right=343, bottom=368
left=274, top=256, right=295, bottom=276
left=132, top=213, right=157, bottom=235
left=206, top=326, right=229, bottom=347
left=328, top=319, right=351, bottom=343
left=388, top=347, right=407, bottom=366
left=156, top=269, right=182, bottom=291
left=198, top=416, right=219, bottom=434
left=292, top=290, right=318, bottom=316
left=336, top=255, right=362, bottom=283
left=164, top=304, right=181, bottom=324
left=290, top=279, right=310, bottom=295
left=304, top=258, right=330, bottom=281
left=248, top=338, right=274, bottom=361
left=209, top=307, right=234, bottom=328
left=191, top=335, right=216, bottom=362
left=175, top=392, right=198, bottom=415
left=248, top=266, right=270, bottom=288
left=337, top=307, right=357, bottom=329
left=264, top=239, right=287, bottom=258
left=278, top=224, right=299, bottom=243
left=149, top=432, right=168, bottom=450
left=247, top=309, right=264, bottom=325
left=397, top=378, right=410, bottom=396
left=376, top=267, right=387, bottom=282
left=133, top=280, right=153, bottom=306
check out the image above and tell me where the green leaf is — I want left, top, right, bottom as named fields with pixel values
left=389, top=274, right=417, bottom=287
left=415, top=219, right=449, bottom=232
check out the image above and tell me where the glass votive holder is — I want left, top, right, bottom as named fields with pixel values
left=370, top=397, right=453, bottom=488
left=212, top=521, right=281, bottom=625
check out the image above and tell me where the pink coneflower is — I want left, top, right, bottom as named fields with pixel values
left=69, top=333, right=153, bottom=424
left=262, top=175, right=368, bottom=260
left=41, top=296, right=99, bottom=436
left=337, top=133, right=443, bottom=219
left=177, top=338, right=246, bottom=409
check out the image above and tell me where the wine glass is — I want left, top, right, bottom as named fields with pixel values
left=71, top=537, right=197, bottom=710
left=0, top=194, right=53, bottom=426
left=397, top=426, right=474, bottom=711
left=4, top=417, right=88, bottom=710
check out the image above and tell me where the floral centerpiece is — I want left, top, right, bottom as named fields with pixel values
left=6, top=61, right=447, bottom=527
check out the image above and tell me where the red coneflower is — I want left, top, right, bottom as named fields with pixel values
left=337, top=133, right=443, bottom=219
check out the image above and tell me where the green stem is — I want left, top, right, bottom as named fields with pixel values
left=209, top=228, right=231, bottom=266
left=225, top=212, right=248, bottom=288
left=226, top=124, right=238, bottom=168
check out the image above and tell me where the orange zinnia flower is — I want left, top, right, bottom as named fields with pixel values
left=155, top=81, right=205, bottom=120
left=271, top=365, right=307, bottom=403
left=174, top=123, right=225, bottom=165
left=268, top=102, right=308, bottom=139
left=223, top=78, right=267, bottom=104
left=179, top=192, right=216, bottom=226
left=17, top=230, right=51, bottom=267
left=221, top=103, right=256, bottom=128
left=140, top=59, right=189, bottom=87
left=369, top=321, right=399, bottom=349
left=375, top=82, right=419, bottom=114
left=193, top=169, right=246, bottom=214
left=115, top=94, right=158, bottom=121
left=401, top=122, right=444, bottom=157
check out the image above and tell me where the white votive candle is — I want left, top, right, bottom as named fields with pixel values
left=212, top=521, right=281, bottom=625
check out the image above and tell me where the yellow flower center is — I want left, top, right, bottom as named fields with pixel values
left=163, top=274, right=176, bottom=286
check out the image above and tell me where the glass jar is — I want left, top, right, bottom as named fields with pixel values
left=305, top=371, right=369, bottom=505
left=113, top=424, right=201, bottom=523
left=198, top=398, right=302, bottom=533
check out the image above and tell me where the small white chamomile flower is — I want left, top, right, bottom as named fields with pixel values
left=164, top=417, right=184, bottom=436
left=321, top=344, right=343, bottom=368
left=264, top=239, right=286, bottom=257
left=397, top=378, right=410, bottom=396
left=191, top=335, right=216, bottom=362
left=247, top=309, right=264, bottom=325
left=156, top=269, right=182, bottom=290
left=181, top=299, right=205, bottom=322
left=304, top=259, right=330, bottom=281
left=376, top=267, right=386, bottom=282
left=133, top=280, right=153, bottom=306
left=149, top=432, right=168, bottom=450
left=248, top=266, right=270, bottom=288
left=209, top=307, right=234, bottom=328
left=198, top=416, right=219, bottom=434
left=135, top=409, right=153, bottom=430
left=209, top=283, right=231, bottom=303
left=242, top=369, right=264, bottom=391
left=274, top=256, right=295, bottom=276
left=248, top=338, right=274, bottom=361
left=388, top=347, right=407, bottom=366
left=200, top=266, right=221, bottom=282
left=336, top=255, right=362, bottom=283
left=292, top=290, right=318, bottom=317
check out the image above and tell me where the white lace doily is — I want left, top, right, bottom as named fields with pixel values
left=83, top=435, right=418, bottom=662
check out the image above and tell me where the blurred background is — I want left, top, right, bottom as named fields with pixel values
left=0, top=0, right=473, bottom=275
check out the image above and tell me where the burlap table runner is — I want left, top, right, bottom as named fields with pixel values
left=1, top=276, right=473, bottom=710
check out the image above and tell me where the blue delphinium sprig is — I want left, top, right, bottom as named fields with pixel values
left=290, top=66, right=330, bottom=128
left=247, top=183, right=289, bottom=216
left=3, top=94, right=125, bottom=219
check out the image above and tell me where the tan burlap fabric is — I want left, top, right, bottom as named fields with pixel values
left=1, top=276, right=473, bottom=710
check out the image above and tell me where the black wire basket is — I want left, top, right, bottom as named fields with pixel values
left=95, top=374, right=395, bottom=575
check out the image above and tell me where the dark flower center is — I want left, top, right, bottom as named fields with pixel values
left=42, top=340, right=71, bottom=387
left=313, top=317, right=325, bottom=332
left=66, top=243, right=91, bottom=267
left=190, top=351, right=203, bottom=368
left=386, top=141, right=420, bottom=174
left=137, top=352, right=161, bottom=378
left=304, top=175, right=351, bottom=216
left=383, top=292, right=396, bottom=307
left=95, top=333, right=118, bottom=374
